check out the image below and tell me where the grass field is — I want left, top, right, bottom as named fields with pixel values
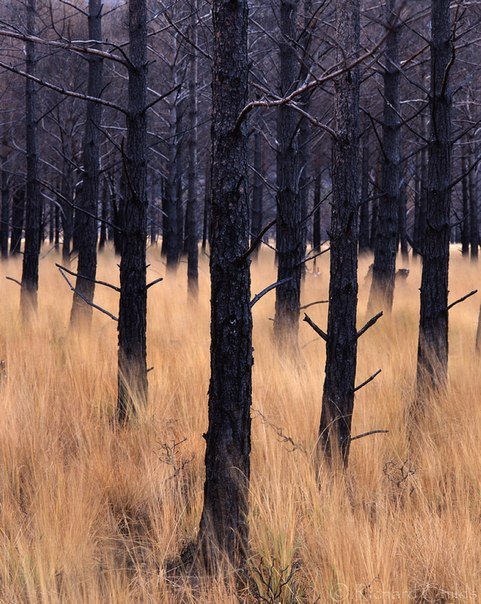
left=0, top=247, right=480, bottom=602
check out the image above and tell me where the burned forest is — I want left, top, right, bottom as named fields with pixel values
left=0, top=0, right=481, bottom=601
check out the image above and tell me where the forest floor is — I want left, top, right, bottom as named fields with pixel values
left=0, top=247, right=480, bottom=602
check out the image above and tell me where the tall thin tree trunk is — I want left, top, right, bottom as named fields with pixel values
left=198, top=0, right=252, bottom=569
left=416, top=0, right=453, bottom=395
left=0, top=159, right=9, bottom=259
left=274, top=0, right=302, bottom=342
left=368, top=0, right=402, bottom=313
left=359, top=131, right=371, bottom=253
left=319, top=0, right=360, bottom=465
left=186, top=5, right=199, bottom=296
left=201, top=156, right=211, bottom=253
left=398, top=180, right=409, bottom=262
left=10, top=188, right=24, bottom=255
left=99, top=178, right=108, bottom=250
left=461, top=155, right=470, bottom=256
left=70, top=0, right=103, bottom=325
left=20, top=0, right=40, bottom=316
left=54, top=202, right=60, bottom=250
left=251, top=127, right=263, bottom=260
left=312, top=174, right=321, bottom=253
left=298, top=0, right=313, bottom=278
left=469, top=143, right=478, bottom=261
left=116, top=0, right=148, bottom=423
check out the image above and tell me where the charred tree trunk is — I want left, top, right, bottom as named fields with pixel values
left=416, top=0, right=453, bottom=394
left=251, top=127, right=263, bottom=260
left=61, top=160, right=74, bottom=262
left=201, top=156, right=211, bottom=253
left=469, top=145, right=478, bottom=261
left=20, top=0, right=40, bottom=316
left=48, top=200, right=54, bottom=244
left=312, top=174, right=321, bottom=253
left=298, top=0, right=314, bottom=278
left=319, top=0, right=360, bottom=465
left=99, top=179, right=108, bottom=250
left=116, top=0, right=148, bottom=424
left=198, top=0, right=252, bottom=569
left=398, top=180, right=409, bottom=261
left=70, top=0, right=103, bottom=325
left=359, top=131, right=370, bottom=253
left=274, top=0, right=302, bottom=342
left=368, top=0, right=401, bottom=313
left=461, top=155, right=470, bottom=256
left=0, top=160, right=9, bottom=259
left=186, top=6, right=199, bottom=296
left=54, top=202, right=60, bottom=250
left=10, top=188, right=24, bottom=255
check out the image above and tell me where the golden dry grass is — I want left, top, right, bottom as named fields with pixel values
left=0, top=246, right=480, bottom=602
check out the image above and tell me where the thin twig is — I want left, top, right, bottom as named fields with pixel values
left=357, top=311, right=383, bottom=339
left=5, top=276, right=21, bottom=286
left=446, top=289, right=477, bottom=311
left=57, top=266, right=118, bottom=321
left=354, top=369, right=382, bottom=393
left=299, top=300, right=328, bottom=311
left=303, top=313, right=328, bottom=342
left=250, top=277, right=291, bottom=308
left=146, top=277, right=164, bottom=290
left=55, top=263, right=120, bottom=292
left=350, top=429, right=389, bottom=442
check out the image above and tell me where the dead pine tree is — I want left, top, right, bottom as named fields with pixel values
left=304, top=0, right=383, bottom=466
left=185, top=2, right=199, bottom=297
left=197, top=0, right=252, bottom=571
left=274, top=0, right=303, bottom=344
left=70, top=0, right=104, bottom=326
left=116, top=0, right=149, bottom=424
left=415, top=0, right=453, bottom=399
left=367, top=0, right=402, bottom=314
left=20, top=0, right=40, bottom=318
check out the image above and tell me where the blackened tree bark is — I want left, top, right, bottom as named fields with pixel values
left=10, top=188, right=24, bottom=255
left=414, top=139, right=428, bottom=258
left=469, top=144, right=478, bottom=260
left=319, top=0, right=360, bottom=464
left=20, top=0, right=40, bottom=316
left=368, top=0, right=402, bottom=313
left=398, top=180, right=409, bottom=261
left=201, top=156, right=211, bottom=253
left=461, top=155, right=470, bottom=256
left=186, top=5, right=199, bottom=296
left=416, top=0, right=453, bottom=394
left=116, top=0, right=148, bottom=423
left=251, top=127, right=263, bottom=260
left=54, top=202, right=60, bottom=250
left=99, top=178, right=108, bottom=250
left=60, top=157, right=74, bottom=262
left=359, top=131, right=370, bottom=253
left=0, top=156, right=9, bottom=259
left=48, top=200, right=54, bottom=244
left=70, top=0, right=103, bottom=325
left=312, top=174, right=321, bottom=253
left=274, top=0, right=302, bottom=342
left=298, top=0, right=314, bottom=277
left=198, top=0, right=252, bottom=569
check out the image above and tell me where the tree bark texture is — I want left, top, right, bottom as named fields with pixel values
left=416, top=0, right=453, bottom=394
left=117, top=0, right=148, bottom=423
left=274, top=0, right=302, bottom=342
left=20, top=0, right=40, bottom=316
left=368, top=0, right=402, bottom=313
left=319, top=0, right=360, bottom=465
left=198, top=0, right=252, bottom=570
left=70, top=0, right=103, bottom=325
